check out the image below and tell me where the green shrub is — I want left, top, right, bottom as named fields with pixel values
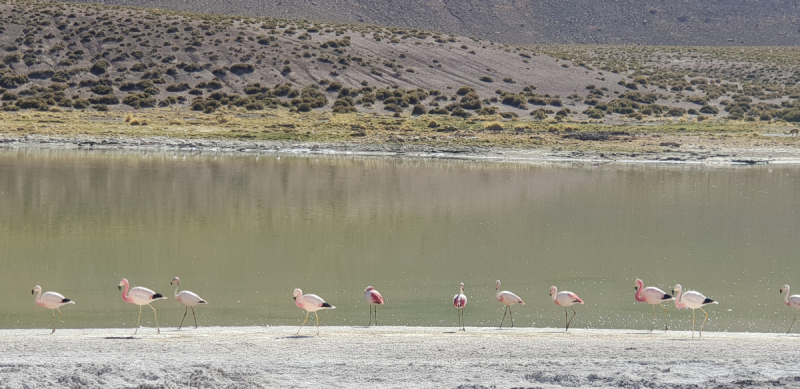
left=411, top=104, right=427, bottom=115
left=90, top=60, right=110, bottom=75
left=479, top=76, right=493, bottom=82
left=230, top=63, right=255, bottom=75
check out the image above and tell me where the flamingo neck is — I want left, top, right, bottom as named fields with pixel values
left=460, top=285, right=464, bottom=295
left=674, top=288, right=686, bottom=308
left=786, top=287, right=792, bottom=306
left=634, top=282, right=645, bottom=302
left=120, top=281, right=133, bottom=303
left=551, top=289, right=558, bottom=303
left=174, top=284, right=180, bottom=300
left=34, top=289, right=44, bottom=307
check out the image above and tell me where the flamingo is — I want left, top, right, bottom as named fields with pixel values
left=779, top=285, right=800, bottom=333
left=32, top=285, right=75, bottom=334
left=672, top=284, right=718, bottom=339
left=118, top=278, right=167, bottom=334
left=171, top=277, right=207, bottom=330
left=549, top=286, right=584, bottom=331
left=364, top=286, right=384, bottom=326
left=293, top=288, right=335, bottom=335
left=496, top=280, right=525, bottom=328
left=634, top=278, right=675, bottom=332
left=453, top=283, right=467, bottom=331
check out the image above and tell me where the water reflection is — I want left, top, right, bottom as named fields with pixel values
left=0, top=148, right=798, bottom=332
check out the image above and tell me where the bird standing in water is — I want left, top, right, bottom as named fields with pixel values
left=32, top=285, right=75, bottom=334
left=171, top=277, right=207, bottom=329
left=364, top=286, right=384, bottom=326
left=496, top=280, right=525, bottom=328
left=780, top=285, right=800, bottom=333
left=453, top=283, right=467, bottom=331
left=549, top=286, right=584, bottom=331
left=672, top=284, right=718, bottom=339
left=634, top=278, right=674, bottom=332
left=119, top=278, right=167, bottom=334
left=294, top=288, right=335, bottom=335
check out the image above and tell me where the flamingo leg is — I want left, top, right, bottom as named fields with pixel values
left=191, top=307, right=197, bottom=329
left=564, top=307, right=569, bottom=331
left=368, top=305, right=372, bottom=326
left=297, top=311, right=310, bottom=335
left=461, top=308, right=466, bottom=332
left=662, top=304, right=670, bottom=331
left=499, top=305, right=508, bottom=328
left=136, top=305, right=142, bottom=335
left=149, top=304, right=160, bottom=334
left=315, top=311, right=320, bottom=336
left=699, top=307, right=709, bottom=339
left=51, top=310, right=56, bottom=334
left=650, top=304, right=655, bottom=332
left=788, top=312, right=798, bottom=334
left=692, top=309, right=696, bottom=339
left=178, top=306, right=188, bottom=330
left=567, top=306, right=577, bottom=331
left=374, top=305, right=378, bottom=326
left=509, top=306, right=514, bottom=328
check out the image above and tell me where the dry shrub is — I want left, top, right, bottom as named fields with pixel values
left=168, top=118, right=186, bottom=125
left=124, top=113, right=133, bottom=122
left=485, top=122, right=504, bottom=132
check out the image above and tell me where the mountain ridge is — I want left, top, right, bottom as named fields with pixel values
left=62, top=0, right=800, bottom=46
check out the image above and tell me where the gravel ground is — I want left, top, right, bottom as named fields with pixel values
left=3, top=134, right=800, bottom=165
left=1, top=326, right=799, bottom=388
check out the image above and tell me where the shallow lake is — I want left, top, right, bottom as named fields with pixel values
left=1, top=149, right=799, bottom=333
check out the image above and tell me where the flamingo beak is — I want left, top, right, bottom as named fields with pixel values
left=170, top=281, right=174, bottom=286
left=293, top=297, right=296, bottom=301
left=118, top=285, right=122, bottom=291
left=31, top=290, right=34, bottom=295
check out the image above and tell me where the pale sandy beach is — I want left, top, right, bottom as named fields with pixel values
left=1, top=326, right=798, bottom=388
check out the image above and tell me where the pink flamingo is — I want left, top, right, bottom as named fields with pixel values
left=118, top=278, right=167, bottom=334
left=453, top=282, right=467, bottom=331
left=634, top=278, right=674, bottom=332
left=171, top=277, right=207, bottom=329
left=672, top=284, right=718, bottom=338
left=549, top=286, right=584, bottom=331
left=496, top=280, right=525, bottom=328
left=293, top=288, right=335, bottom=335
left=364, top=286, right=384, bottom=326
left=32, top=285, right=75, bottom=334
left=779, top=285, right=800, bottom=333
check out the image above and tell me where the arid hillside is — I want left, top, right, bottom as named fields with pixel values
left=62, top=0, right=800, bottom=46
left=1, top=0, right=800, bottom=125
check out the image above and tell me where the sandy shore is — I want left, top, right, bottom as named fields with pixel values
left=3, top=133, right=800, bottom=165
left=0, top=326, right=798, bottom=388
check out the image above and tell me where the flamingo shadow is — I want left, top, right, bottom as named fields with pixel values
left=104, top=336, right=136, bottom=340
left=280, top=335, right=315, bottom=339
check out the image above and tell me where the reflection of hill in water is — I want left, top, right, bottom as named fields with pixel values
left=65, top=0, right=800, bottom=46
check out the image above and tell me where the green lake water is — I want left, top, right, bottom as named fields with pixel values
left=1, top=148, right=799, bottom=333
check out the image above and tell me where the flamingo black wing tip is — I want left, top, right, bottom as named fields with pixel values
left=662, top=294, right=673, bottom=300
left=321, top=302, right=334, bottom=308
left=703, top=298, right=717, bottom=305
left=152, top=293, right=165, bottom=299
left=62, top=298, right=72, bottom=303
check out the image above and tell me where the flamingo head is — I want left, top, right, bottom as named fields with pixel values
left=549, top=286, right=557, bottom=296
left=31, top=285, right=41, bottom=295
left=634, top=278, right=643, bottom=291
left=365, top=286, right=375, bottom=292
left=460, top=282, right=465, bottom=292
left=118, top=278, right=128, bottom=291
left=672, top=284, right=682, bottom=296
left=781, top=285, right=790, bottom=294
left=171, top=277, right=180, bottom=286
left=495, top=280, right=501, bottom=291
left=293, top=288, right=302, bottom=301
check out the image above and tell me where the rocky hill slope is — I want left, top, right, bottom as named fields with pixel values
left=63, top=0, right=800, bottom=46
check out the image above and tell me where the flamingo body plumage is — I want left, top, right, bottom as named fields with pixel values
left=119, top=278, right=167, bottom=335
left=364, top=286, right=384, bottom=326
left=294, top=288, right=335, bottom=335
left=453, top=283, right=467, bottom=331
left=495, top=280, right=525, bottom=328
left=549, top=286, right=583, bottom=331
left=779, top=285, right=800, bottom=333
left=634, top=278, right=674, bottom=332
left=32, top=285, right=75, bottom=333
left=171, top=277, right=207, bottom=330
left=672, top=284, right=718, bottom=338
